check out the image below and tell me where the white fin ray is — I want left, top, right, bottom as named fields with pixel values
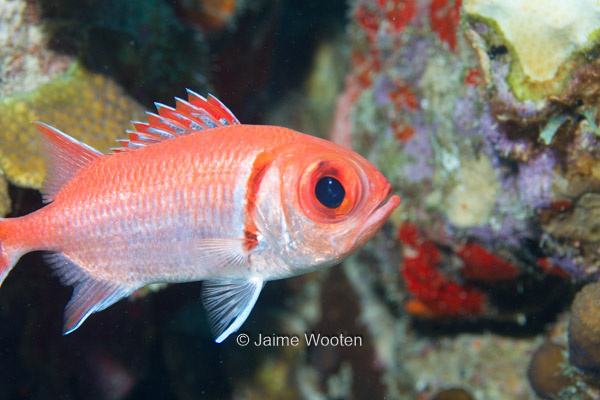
left=186, top=90, right=241, bottom=125
left=112, top=91, right=240, bottom=153
left=125, top=130, right=163, bottom=144
left=156, top=103, right=206, bottom=132
left=146, top=111, right=189, bottom=135
left=174, top=97, right=220, bottom=129
left=34, top=122, right=103, bottom=202
left=202, top=278, right=264, bottom=343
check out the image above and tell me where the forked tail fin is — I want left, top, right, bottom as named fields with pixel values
left=0, top=218, right=21, bottom=287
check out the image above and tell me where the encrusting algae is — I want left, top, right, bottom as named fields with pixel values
left=464, top=0, right=600, bottom=103
left=0, top=62, right=145, bottom=189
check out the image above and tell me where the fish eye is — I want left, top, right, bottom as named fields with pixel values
left=315, top=177, right=345, bottom=208
left=298, top=158, right=365, bottom=223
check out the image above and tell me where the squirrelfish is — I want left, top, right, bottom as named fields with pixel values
left=0, top=91, right=400, bottom=342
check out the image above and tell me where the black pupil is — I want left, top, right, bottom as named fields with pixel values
left=315, top=176, right=345, bottom=208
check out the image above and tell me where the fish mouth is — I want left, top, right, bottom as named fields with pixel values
left=356, top=185, right=401, bottom=245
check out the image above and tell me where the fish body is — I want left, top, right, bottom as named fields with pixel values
left=0, top=92, right=400, bottom=342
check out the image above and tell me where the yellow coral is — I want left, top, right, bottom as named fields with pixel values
left=0, top=176, right=11, bottom=217
left=0, top=62, right=145, bottom=188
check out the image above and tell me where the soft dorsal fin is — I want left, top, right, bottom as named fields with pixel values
left=34, top=122, right=103, bottom=202
left=112, top=91, right=240, bottom=153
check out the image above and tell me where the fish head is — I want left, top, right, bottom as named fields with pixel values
left=263, top=134, right=401, bottom=273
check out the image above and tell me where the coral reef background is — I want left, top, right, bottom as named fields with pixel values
left=1, top=0, right=600, bottom=399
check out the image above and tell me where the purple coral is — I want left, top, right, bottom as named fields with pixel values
left=549, top=254, right=587, bottom=279
left=401, top=118, right=434, bottom=182
left=516, top=151, right=556, bottom=209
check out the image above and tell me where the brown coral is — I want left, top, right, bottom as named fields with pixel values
left=569, top=281, right=600, bottom=375
left=527, top=341, right=571, bottom=398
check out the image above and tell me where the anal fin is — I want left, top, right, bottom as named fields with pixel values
left=202, top=278, right=264, bottom=343
left=45, top=253, right=134, bottom=334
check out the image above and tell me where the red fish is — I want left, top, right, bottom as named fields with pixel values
left=0, top=91, right=400, bottom=342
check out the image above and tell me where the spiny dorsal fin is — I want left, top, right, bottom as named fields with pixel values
left=112, top=91, right=240, bottom=152
left=34, top=122, right=103, bottom=202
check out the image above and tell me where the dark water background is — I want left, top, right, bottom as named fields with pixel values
left=0, top=1, right=349, bottom=399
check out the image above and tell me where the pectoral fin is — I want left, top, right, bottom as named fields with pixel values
left=201, top=278, right=264, bottom=343
left=188, top=238, right=249, bottom=271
